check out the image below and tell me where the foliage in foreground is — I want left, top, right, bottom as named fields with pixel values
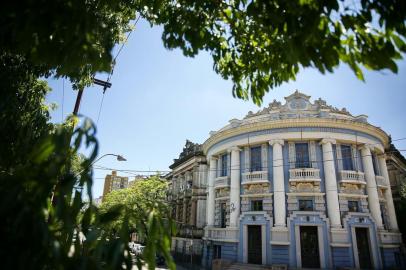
left=2, top=0, right=406, bottom=104
left=0, top=54, right=174, bottom=269
left=100, top=176, right=176, bottom=270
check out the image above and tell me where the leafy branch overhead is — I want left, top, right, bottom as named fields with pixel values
left=2, top=1, right=405, bottom=104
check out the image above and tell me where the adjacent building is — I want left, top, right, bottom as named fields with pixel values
left=166, top=140, right=208, bottom=264
left=102, top=170, right=129, bottom=200
left=168, top=90, right=404, bottom=269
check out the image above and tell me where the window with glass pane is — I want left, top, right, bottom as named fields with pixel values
left=221, top=154, right=228, bottom=177
left=251, top=200, right=263, bottom=211
left=299, top=199, right=313, bottom=211
left=371, top=154, right=380, bottom=176
left=220, top=202, right=227, bottom=228
left=295, top=143, right=310, bottom=168
left=213, top=245, right=222, bottom=259
left=250, top=146, right=262, bottom=172
left=348, top=200, right=359, bottom=212
left=341, top=145, right=354, bottom=170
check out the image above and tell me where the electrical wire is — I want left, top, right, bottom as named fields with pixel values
left=95, top=16, right=141, bottom=125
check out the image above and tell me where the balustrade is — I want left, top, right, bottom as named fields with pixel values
left=338, top=170, right=365, bottom=184
left=289, top=168, right=320, bottom=182
left=375, top=175, right=388, bottom=188
left=242, top=171, right=268, bottom=185
left=205, top=227, right=238, bottom=241
left=214, top=176, right=230, bottom=189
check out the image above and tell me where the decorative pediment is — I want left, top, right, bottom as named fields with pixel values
left=284, top=90, right=311, bottom=111
left=173, top=140, right=202, bottom=163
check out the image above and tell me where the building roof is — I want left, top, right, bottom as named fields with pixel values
left=203, top=90, right=390, bottom=153
left=169, top=140, right=203, bottom=169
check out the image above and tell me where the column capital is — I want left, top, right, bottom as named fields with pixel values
left=359, top=144, right=374, bottom=152
left=320, top=138, right=336, bottom=145
left=269, top=139, right=284, bottom=146
left=228, top=146, right=241, bottom=153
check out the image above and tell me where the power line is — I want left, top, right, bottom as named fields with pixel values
left=94, top=16, right=141, bottom=125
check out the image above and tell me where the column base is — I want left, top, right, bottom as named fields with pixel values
left=271, top=226, right=289, bottom=244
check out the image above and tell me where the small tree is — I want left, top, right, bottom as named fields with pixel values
left=100, top=176, right=176, bottom=270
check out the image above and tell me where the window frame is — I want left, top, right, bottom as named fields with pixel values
left=348, top=200, right=360, bottom=212
left=250, top=200, right=263, bottom=211
left=295, top=142, right=311, bottom=168
left=341, top=144, right=354, bottom=171
left=298, top=199, right=314, bottom=211
left=220, top=202, right=227, bottom=228
left=250, top=146, right=262, bottom=172
left=220, top=154, right=228, bottom=177
left=213, top=245, right=222, bottom=259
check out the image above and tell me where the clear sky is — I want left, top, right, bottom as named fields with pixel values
left=46, top=20, right=406, bottom=198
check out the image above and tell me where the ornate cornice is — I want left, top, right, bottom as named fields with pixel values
left=203, top=118, right=389, bottom=154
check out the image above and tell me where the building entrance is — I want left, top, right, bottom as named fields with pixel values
left=247, top=225, right=262, bottom=264
left=355, top=227, right=372, bottom=269
left=300, top=226, right=320, bottom=268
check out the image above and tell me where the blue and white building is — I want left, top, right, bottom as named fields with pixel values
left=199, top=91, right=403, bottom=269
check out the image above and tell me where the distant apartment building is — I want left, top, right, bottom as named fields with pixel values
left=102, top=170, right=129, bottom=200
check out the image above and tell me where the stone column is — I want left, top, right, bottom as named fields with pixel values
left=229, top=146, right=241, bottom=228
left=320, top=139, right=342, bottom=228
left=361, top=146, right=384, bottom=229
left=206, top=157, right=217, bottom=226
left=269, top=139, right=286, bottom=227
left=182, top=200, right=187, bottom=223
left=191, top=200, right=197, bottom=226
left=378, top=155, right=399, bottom=231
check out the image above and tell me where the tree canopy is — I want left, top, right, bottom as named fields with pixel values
left=2, top=0, right=405, bottom=103
left=100, top=176, right=175, bottom=270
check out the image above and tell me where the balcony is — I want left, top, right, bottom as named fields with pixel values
left=177, top=227, right=204, bottom=238
left=338, top=170, right=366, bottom=185
left=242, top=171, right=269, bottom=185
left=376, top=175, right=388, bottom=189
left=214, top=176, right=230, bottom=189
left=204, top=227, right=238, bottom=242
left=289, top=168, right=320, bottom=182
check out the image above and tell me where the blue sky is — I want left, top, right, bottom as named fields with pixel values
left=46, top=20, right=406, bottom=198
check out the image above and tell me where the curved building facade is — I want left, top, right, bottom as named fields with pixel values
left=201, top=91, right=402, bottom=269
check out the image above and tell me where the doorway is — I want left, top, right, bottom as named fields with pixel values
left=247, top=225, right=262, bottom=264
left=355, top=227, right=372, bottom=269
left=300, top=226, right=320, bottom=268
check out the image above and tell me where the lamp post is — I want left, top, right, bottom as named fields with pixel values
left=91, top=153, right=127, bottom=166
left=76, top=153, right=127, bottom=180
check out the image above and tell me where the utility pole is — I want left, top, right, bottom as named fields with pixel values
left=72, top=78, right=112, bottom=115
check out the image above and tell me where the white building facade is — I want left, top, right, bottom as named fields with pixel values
left=200, top=91, right=403, bottom=269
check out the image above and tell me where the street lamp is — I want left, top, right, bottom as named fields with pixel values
left=91, top=153, right=127, bottom=165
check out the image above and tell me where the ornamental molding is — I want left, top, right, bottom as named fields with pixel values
left=203, top=118, right=389, bottom=154
left=269, top=139, right=284, bottom=146
left=320, top=138, right=337, bottom=145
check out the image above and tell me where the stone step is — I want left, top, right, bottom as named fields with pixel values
left=225, top=263, right=271, bottom=270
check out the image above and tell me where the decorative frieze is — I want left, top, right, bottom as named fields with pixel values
left=242, top=183, right=269, bottom=195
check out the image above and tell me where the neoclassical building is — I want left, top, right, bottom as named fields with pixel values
left=198, top=91, right=403, bottom=269
left=166, top=140, right=208, bottom=264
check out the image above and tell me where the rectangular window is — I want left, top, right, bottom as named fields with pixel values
left=221, top=154, right=228, bottom=177
left=251, top=200, right=263, bottom=211
left=295, top=143, right=310, bottom=168
left=299, top=199, right=313, bottom=211
left=341, top=145, right=354, bottom=171
left=213, top=245, right=222, bottom=259
left=348, top=200, right=359, bottom=212
left=250, top=146, right=262, bottom=172
left=220, top=202, right=226, bottom=228
left=371, top=154, right=380, bottom=176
